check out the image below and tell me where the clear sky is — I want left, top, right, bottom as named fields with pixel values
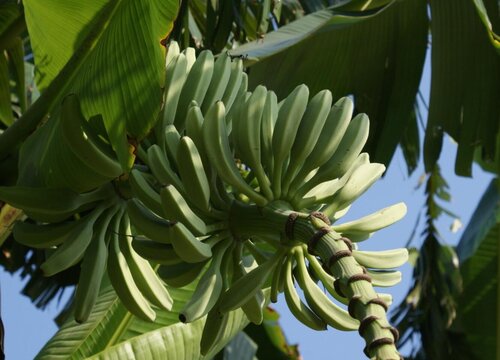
left=0, top=52, right=494, bottom=360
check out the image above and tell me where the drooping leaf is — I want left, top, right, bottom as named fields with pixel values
left=455, top=179, right=499, bottom=359
left=230, top=0, right=428, bottom=168
left=23, top=0, right=179, bottom=168
left=424, top=0, right=500, bottom=176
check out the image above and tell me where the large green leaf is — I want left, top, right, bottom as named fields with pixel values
left=230, top=0, right=428, bottom=167
left=424, top=0, right=500, bottom=176
left=456, top=179, right=499, bottom=359
left=23, top=0, right=178, bottom=167
left=36, top=281, right=248, bottom=359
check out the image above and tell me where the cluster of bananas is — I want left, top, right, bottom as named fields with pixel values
left=0, top=41, right=408, bottom=359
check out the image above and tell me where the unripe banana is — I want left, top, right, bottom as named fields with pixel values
left=158, top=260, right=207, bottom=288
left=169, top=222, right=212, bottom=263
left=202, top=101, right=267, bottom=207
left=179, top=239, right=231, bottom=323
left=107, top=213, right=156, bottom=322
left=60, top=94, right=122, bottom=179
left=160, top=185, right=207, bottom=236
left=293, top=248, right=359, bottom=331
left=74, top=205, right=119, bottom=323
left=331, top=202, right=407, bottom=236
left=0, top=184, right=110, bottom=223
left=352, top=249, right=409, bottom=269
left=287, top=97, right=353, bottom=194
left=241, top=288, right=266, bottom=325
left=218, top=252, right=282, bottom=313
left=220, top=59, right=244, bottom=112
left=146, top=144, right=184, bottom=193
left=283, top=254, right=327, bottom=330
left=200, top=309, right=229, bottom=356
left=13, top=220, right=78, bottom=249
left=164, top=41, right=180, bottom=67
left=120, top=215, right=173, bottom=310
left=40, top=204, right=108, bottom=276
left=202, top=52, right=231, bottom=113
left=129, top=169, right=163, bottom=216
left=182, top=47, right=196, bottom=72
left=282, top=90, right=333, bottom=195
left=271, top=84, right=309, bottom=198
left=175, top=50, right=214, bottom=131
left=260, top=91, right=278, bottom=178
left=161, top=53, right=188, bottom=131
left=132, top=238, right=182, bottom=265
left=366, top=270, right=402, bottom=287
left=164, top=125, right=181, bottom=170
left=176, top=136, right=211, bottom=212
left=127, top=198, right=174, bottom=244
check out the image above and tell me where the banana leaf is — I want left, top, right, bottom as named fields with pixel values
left=230, top=0, right=428, bottom=168
left=455, top=178, right=499, bottom=359
left=22, top=0, right=179, bottom=168
left=424, top=0, right=500, bottom=176
left=36, top=282, right=249, bottom=360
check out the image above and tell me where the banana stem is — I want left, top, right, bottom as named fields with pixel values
left=227, top=201, right=401, bottom=359
left=307, top=218, right=401, bottom=360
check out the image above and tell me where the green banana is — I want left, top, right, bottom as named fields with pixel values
left=182, top=47, right=196, bottom=72
left=160, top=184, right=207, bottom=236
left=236, top=85, right=273, bottom=200
left=146, top=144, right=184, bottom=192
left=179, top=239, right=231, bottom=323
left=0, top=184, right=110, bottom=223
left=286, top=97, right=353, bottom=194
left=164, top=125, right=181, bottom=170
left=60, top=94, right=122, bottom=179
left=241, top=288, right=266, bottom=325
left=107, top=213, right=156, bottom=321
left=282, top=90, right=333, bottom=195
left=185, top=103, right=204, bottom=152
left=352, top=248, right=409, bottom=269
left=202, top=101, right=267, bottom=207
left=169, top=222, right=212, bottom=263
left=202, top=52, right=231, bottom=113
left=164, top=40, right=180, bottom=67
left=129, top=169, right=163, bottom=216
left=161, top=53, right=188, bottom=129
left=218, top=251, right=282, bottom=313
left=290, top=112, right=370, bottom=201
left=331, top=202, right=407, bottom=236
left=158, top=260, right=207, bottom=288
left=366, top=270, right=402, bottom=287
left=40, top=204, right=108, bottom=276
left=271, top=84, right=309, bottom=198
left=260, top=91, right=278, bottom=179
left=322, top=163, right=386, bottom=216
left=119, top=215, right=173, bottom=310
left=220, top=58, right=244, bottom=112
left=132, top=238, right=182, bottom=265
left=176, top=136, right=211, bottom=212
left=13, top=220, right=79, bottom=249
left=283, top=254, right=328, bottom=330
left=200, top=309, right=229, bottom=356
left=74, top=205, right=119, bottom=323
left=127, top=198, right=174, bottom=244
left=175, top=50, right=215, bottom=131
left=293, top=247, right=359, bottom=331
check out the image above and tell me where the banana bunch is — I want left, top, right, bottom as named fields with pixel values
left=132, top=42, right=408, bottom=357
left=0, top=39, right=409, bottom=358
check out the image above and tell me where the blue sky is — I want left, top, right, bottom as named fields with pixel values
left=0, top=52, right=495, bottom=360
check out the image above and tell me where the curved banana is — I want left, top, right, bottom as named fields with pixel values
left=282, top=90, right=333, bottom=195
left=119, top=215, right=173, bottom=310
left=200, top=309, right=229, bottom=356
left=13, top=220, right=79, bottom=249
left=293, top=248, right=359, bottom=331
left=179, top=239, right=231, bottom=323
left=107, top=213, right=156, bottom=322
left=129, top=169, right=163, bottom=216
left=176, top=136, right=211, bottom=212
left=352, top=249, right=409, bottom=269
left=132, top=238, right=182, bottom=265
left=220, top=58, right=244, bottom=112
left=40, top=204, right=108, bottom=276
left=146, top=144, right=184, bottom=192
left=271, top=84, right=309, bottom=198
left=175, top=50, right=214, bottom=131
left=202, top=52, right=231, bottom=113
left=169, top=222, right=212, bottom=263
left=74, top=205, right=120, bottom=323
left=283, top=254, right=327, bottom=331
left=126, top=198, right=174, bottom=244
left=241, top=288, right=266, bottom=325
left=158, top=260, right=207, bottom=288
left=202, top=101, right=267, bottom=207
left=260, top=91, right=278, bottom=179
left=162, top=53, right=188, bottom=128
left=60, top=94, right=122, bottom=179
